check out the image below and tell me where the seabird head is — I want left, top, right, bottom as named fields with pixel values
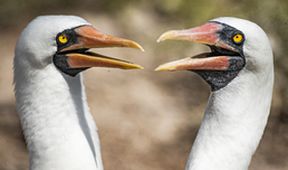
left=15, top=15, right=143, bottom=77
left=156, top=17, right=273, bottom=91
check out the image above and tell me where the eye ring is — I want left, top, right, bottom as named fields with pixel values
left=58, top=34, right=68, bottom=44
left=232, top=33, right=244, bottom=44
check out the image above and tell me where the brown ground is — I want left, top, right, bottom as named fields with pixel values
left=0, top=11, right=287, bottom=170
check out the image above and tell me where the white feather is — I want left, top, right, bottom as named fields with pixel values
left=14, top=16, right=103, bottom=170
left=185, top=17, right=274, bottom=170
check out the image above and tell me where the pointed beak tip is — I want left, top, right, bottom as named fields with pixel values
left=135, top=65, right=144, bottom=70
left=157, top=34, right=167, bottom=43
left=157, top=30, right=176, bottom=43
left=138, top=46, right=145, bottom=52
left=154, top=65, right=174, bottom=72
left=154, top=67, right=163, bottom=72
left=125, top=64, right=144, bottom=70
left=129, top=42, right=145, bottom=52
left=156, top=37, right=163, bottom=43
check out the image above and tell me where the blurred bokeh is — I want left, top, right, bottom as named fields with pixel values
left=0, top=0, right=287, bottom=170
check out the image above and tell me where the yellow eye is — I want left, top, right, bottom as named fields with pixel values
left=232, top=34, right=244, bottom=44
left=58, top=34, right=68, bottom=44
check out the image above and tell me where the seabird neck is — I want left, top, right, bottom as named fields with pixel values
left=185, top=68, right=274, bottom=170
left=14, top=64, right=99, bottom=170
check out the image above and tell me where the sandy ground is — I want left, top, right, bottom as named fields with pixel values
left=0, top=12, right=287, bottom=170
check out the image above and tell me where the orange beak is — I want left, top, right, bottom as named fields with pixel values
left=60, top=25, right=144, bottom=70
left=155, top=22, right=236, bottom=72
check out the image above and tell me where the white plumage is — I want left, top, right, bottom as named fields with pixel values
left=14, top=15, right=143, bottom=170
left=156, top=17, right=274, bottom=170
left=14, top=16, right=103, bottom=170
left=186, top=18, right=273, bottom=170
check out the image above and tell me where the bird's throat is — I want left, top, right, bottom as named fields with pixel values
left=185, top=71, right=273, bottom=170
left=14, top=65, right=102, bottom=170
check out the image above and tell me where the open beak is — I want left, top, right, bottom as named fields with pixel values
left=155, top=22, right=236, bottom=72
left=155, top=53, right=230, bottom=71
left=61, top=25, right=144, bottom=70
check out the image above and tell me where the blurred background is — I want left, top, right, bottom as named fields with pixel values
left=0, top=0, right=287, bottom=169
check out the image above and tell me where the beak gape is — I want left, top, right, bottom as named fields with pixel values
left=54, top=25, right=144, bottom=76
left=155, top=22, right=240, bottom=72
left=155, top=21, right=246, bottom=91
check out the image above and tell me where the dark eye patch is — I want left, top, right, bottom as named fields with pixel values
left=56, top=29, right=78, bottom=52
left=209, top=21, right=245, bottom=51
